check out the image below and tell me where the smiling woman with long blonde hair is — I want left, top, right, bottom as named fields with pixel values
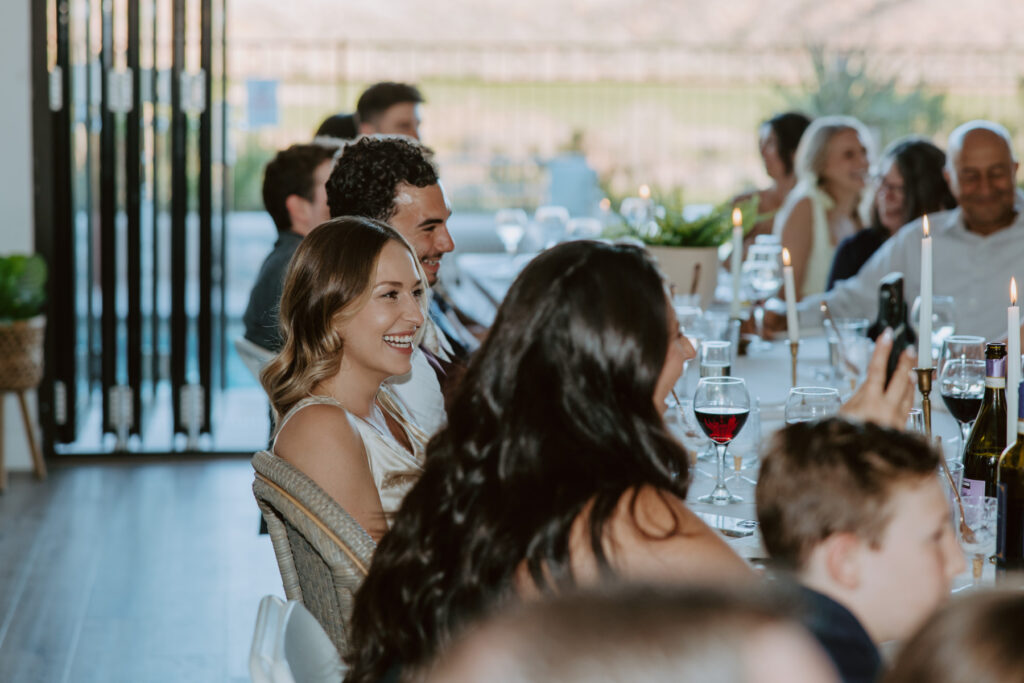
left=260, top=216, right=430, bottom=541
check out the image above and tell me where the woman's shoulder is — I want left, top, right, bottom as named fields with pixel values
left=775, top=193, right=814, bottom=233
left=574, top=486, right=754, bottom=586
left=273, top=399, right=363, bottom=461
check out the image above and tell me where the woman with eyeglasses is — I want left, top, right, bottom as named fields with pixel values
left=826, top=137, right=956, bottom=290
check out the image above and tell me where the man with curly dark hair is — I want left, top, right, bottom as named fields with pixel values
left=327, top=136, right=479, bottom=375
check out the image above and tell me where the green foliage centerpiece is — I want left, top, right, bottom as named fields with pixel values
left=605, top=191, right=761, bottom=308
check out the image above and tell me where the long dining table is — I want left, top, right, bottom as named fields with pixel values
left=452, top=251, right=980, bottom=585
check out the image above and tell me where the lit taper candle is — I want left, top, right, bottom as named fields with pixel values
left=730, top=208, right=743, bottom=318
left=782, top=247, right=799, bottom=344
left=918, top=216, right=933, bottom=368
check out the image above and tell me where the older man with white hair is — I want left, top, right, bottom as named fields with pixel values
left=789, top=120, right=1024, bottom=342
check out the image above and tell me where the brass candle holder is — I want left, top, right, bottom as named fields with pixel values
left=789, top=340, right=799, bottom=387
left=915, top=367, right=936, bottom=439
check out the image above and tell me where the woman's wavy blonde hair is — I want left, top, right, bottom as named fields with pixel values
left=260, top=215, right=425, bottom=430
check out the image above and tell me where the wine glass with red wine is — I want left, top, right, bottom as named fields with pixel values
left=939, top=336, right=987, bottom=457
left=693, top=376, right=750, bottom=505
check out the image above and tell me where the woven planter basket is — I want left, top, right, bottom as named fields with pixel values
left=0, top=316, right=45, bottom=392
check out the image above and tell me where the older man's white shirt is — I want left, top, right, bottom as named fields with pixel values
left=804, top=191, right=1024, bottom=342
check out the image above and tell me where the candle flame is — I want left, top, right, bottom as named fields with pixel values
left=782, top=247, right=791, bottom=267
left=638, top=185, right=651, bottom=200
left=599, top=197, right=611, bottom=211
left=923, top=215, right=930, bottom=238
left=1013, top=277, right=1018, bottom=306
left=732, top=207, right=742, bottom=227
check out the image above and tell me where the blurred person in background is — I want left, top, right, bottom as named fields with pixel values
left=773, top=116, right=874, bottom=299
left=356, top=81, right=424, bottom=140
left=733, top=111, right=813, bottom=248
left=314, top=112, right=358, bottom=141
left=313, top=81, right=424, bottom=144
left=244, top=142, right=339, bottom=352
left=422, top=585, right=839, bottom=683
left=827, top=137, right=956, bottom=289
left=882, top=591, right=1024, bottom=683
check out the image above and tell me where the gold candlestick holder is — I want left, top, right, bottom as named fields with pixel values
left=789, top=340, right=799, bottom=387
left=915, top=367, right=936, bottom=439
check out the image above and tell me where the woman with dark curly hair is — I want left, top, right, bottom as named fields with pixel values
left=343, top=240, right=755, bottom=683
left=827, top=137, right=957, bottom=289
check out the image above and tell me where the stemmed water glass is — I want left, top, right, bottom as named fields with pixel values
left=495, top=208, right=528, bottom=261
left=939, top=335, right=986, bottom=456
left=911, top=295, right=957, bottom=365
left=693, top=377, right=750, bottom=505
left=784, top=386, right=842, bottom=424
left=533, top=205, right=570, bottom=249
left=957, top=496, right=997, bottom=589
left=741, top=244, right=783, bottom=352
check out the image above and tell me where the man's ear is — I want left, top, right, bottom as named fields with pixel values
left=821, top=532, right=864, bottom=591
left=358, top=121, right=375, bottom=136
left=284, top=194, right=309, bottom=234
left=942, top=166, right=956, bottom=195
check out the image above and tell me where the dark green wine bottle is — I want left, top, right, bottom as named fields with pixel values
left=997, top=380, right=1024, bottom=572
left=962, top=342, right=1007, bottom=502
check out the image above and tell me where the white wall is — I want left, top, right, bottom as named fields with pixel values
left=0, top=0, right=38, bottom=471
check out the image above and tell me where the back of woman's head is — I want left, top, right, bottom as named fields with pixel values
left=765, top=111, right=812, bottom=176
left=260, top=216, right=412, bottom=422
left=344, top=241, right=690, bottom=682
left=453, top=240, right=673, bottom=467
left=884, top=591, right=1024, bottom=683
left=873, top=136, right=956, bottom=228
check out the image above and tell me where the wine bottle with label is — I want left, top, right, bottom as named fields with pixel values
left=866, top=272, right=916, bottom=386
left=962, top=342, right=1007, bottom=503
left=997, top=380, right=1024, bottom=572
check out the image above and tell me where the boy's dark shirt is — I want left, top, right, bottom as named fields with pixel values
left=797, top=583, right=882, bottom=683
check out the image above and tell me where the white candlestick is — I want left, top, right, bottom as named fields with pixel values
left=918, top=216, right=933, bottom=368
left=782, top=248, right=799, bottom=343
left=1008, top=278, right=1020, bottom=445
left=730, top=208, right=743, bottom=318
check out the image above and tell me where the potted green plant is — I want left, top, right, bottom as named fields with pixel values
left=0, top=253, right=47, bottom=388
left=0, top=253, right=48, bottom=486
left=605, top=191, right=761, bottom=309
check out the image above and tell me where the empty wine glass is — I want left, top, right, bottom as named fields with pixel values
left=958, top=496, right=997, bottom=589
left=784, top=386, right=842, bottom=424
left=911, top=295, right=956, bottom=365
left=495, top=208, right=528, bottom=260
left=534, top=205, right=570, bottom=249
left=939, top=336, right=987, bottom=456
left=566, top=217, right=602, bottom=240
left=693, top=377, right=750, bottom=505
left=619, top=196, right=654, bottom=229
left=741, top=244, right=783, bottom=352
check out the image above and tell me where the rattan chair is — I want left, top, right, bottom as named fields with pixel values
left=252, top=450, right=376, bottom=657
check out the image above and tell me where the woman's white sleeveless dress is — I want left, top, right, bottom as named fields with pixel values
left=272, top=386, right=428, bottom=524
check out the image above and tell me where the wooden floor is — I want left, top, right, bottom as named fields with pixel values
left=0, top=458, right=281, bottom=682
